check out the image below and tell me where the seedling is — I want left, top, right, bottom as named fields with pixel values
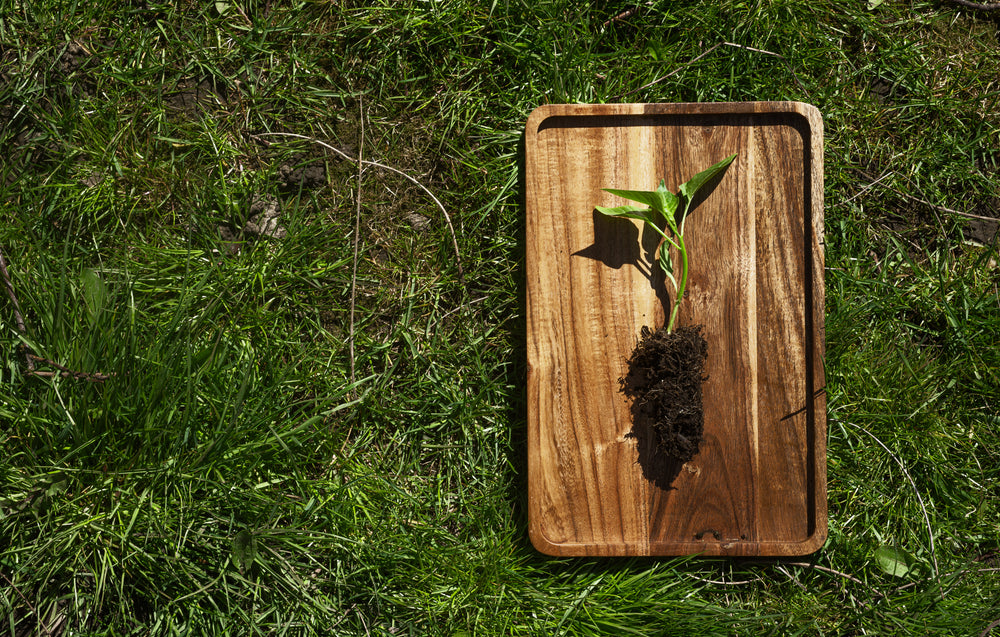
left=595, top=153, right=736, bottom=468
left=596, top=153, right=736, bottom=332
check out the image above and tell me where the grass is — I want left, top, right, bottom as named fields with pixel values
left=1, top=0, right=999, bottom=634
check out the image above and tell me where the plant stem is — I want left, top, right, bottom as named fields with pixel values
left=665, top=230, right=689, bottom=333
left=665, top=201, right=693, bottom=333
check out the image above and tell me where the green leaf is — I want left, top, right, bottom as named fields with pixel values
left=595, top=205, right=661, bottom=227
left=658, top=244, right=677, bottom=291
left=603, top=183, right=680, bottom=218
left=602, top=187, right=666, bottom=213
left=81, top=268, right=107, bottom=324
left=678, top=153, right=737, bottom=203
left=875, top=545, right=911, bottom=577
left=654, top=180, right=680, bottom=216
left=232, top=530, right=257, bottom=573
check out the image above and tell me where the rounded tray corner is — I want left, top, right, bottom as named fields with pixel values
left=528, top=519, right=571, bottom=557
left=525, top=104, right=559, bottom=136
left=785, top=524, right=829, bottom=557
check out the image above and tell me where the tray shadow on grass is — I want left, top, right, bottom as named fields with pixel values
left=573, top=214, right=687, bottom=491
left=511, top=131, right=533, bottom=551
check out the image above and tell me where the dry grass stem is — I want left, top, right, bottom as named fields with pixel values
left=0, top=570, right=50, bottom=635
left=947, top=0, right=1000, bottom=10
left=349, top=97, right=364, bottom=392
left=618, top=43, right=723, bottom=98
left=855, top=168, right=999, bottom=222
left=252, top=131, right=465, bottom=286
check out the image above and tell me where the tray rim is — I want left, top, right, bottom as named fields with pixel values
left=526, top=100, right=824, bottom=138
left=525, top=101, right=827, bottom=557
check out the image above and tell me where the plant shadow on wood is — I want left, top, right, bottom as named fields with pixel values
left=620, top=324, right=707, bottom=491
left=573, top=210, right=673, bottom=308
left=626, top=400, right=686, bottom=491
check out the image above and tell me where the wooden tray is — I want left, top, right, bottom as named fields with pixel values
left=525, top=102, right=826, bottom=557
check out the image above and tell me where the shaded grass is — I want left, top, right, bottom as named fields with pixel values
left=1, top=0, right=999, bottom=634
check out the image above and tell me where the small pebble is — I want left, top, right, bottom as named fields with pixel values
left=405, top=212, right=430, bottom=232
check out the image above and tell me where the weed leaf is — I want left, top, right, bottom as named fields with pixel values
left=654, top=180, right=679, bottom=216
left=678, top=153, right=737, bottom=203
left=875, top=545, right=911, bottom=577
left=81, top=268, right=107, bottom=324
left=233, top=530, right=257, bottom=573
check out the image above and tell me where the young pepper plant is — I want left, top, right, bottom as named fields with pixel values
left=595, top=153, right=736, bottom=333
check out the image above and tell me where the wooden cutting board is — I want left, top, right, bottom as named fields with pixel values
left=525, top=102, right=826, bottom=557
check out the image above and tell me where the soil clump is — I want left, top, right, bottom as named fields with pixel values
left=621, top=324, right=707, bottom=464
left=278, top=152, right=327, bottom=192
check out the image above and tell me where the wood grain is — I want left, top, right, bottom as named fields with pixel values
left=525, top=102, right=826, bottom=557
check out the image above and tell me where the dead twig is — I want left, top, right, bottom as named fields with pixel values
left=618, top=40, right=808, bottom=99
left=980, top=617, right=1000, bottom=637
left=1, top=245, right=110, bottom=382
left=892, top=566, right=1000, bottom=595
left=720, top=41, right=809, bottom=97
left=722, top=41, right=784, bottom=58
left=854, top=168, right=999, bottom=223
left=600, top=3, right=651, bottom=31
left=686, top=574, right=755, bottom=586
left=947, top=0, right=1000, bottom=10
left=783, top=561, right=870, bottom=589
left=0, top=569, right=51, bottom=636
left=774, top=561, right=1000, bottom=607
left=251, top=131, right=465, bottom=287
left=834, top=170, right=894, bottom=209
left=429, top=295, right=488, bottom=334
left=27, top=355, right=113, bottom=382
left=0, top=244, right=34, bottom=371
left=349, top=97, right=364, bottom=392
left=777, top=564, right=809, bottom=593
left=781, top=560, right=874, bottom=609
left=0, top=245, right=26, bottom=334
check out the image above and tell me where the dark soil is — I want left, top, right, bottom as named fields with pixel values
left=277, top=152, right=327, bottom=192
left=55, top=41, right=97, bottom=99
left=621, top=324, right=708, bottom=465
left=164, top=75, right=229, bottom=117
left=969, top=195, right=1000, bottom=245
